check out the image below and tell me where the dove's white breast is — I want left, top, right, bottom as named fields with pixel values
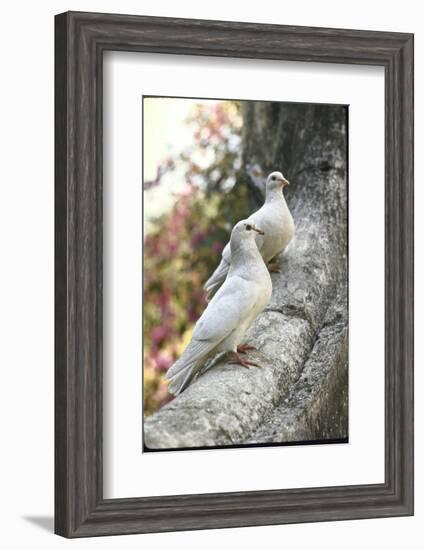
left=216, top=261, right=272, bottom=353
left=250, top=200, right=294, bottom=262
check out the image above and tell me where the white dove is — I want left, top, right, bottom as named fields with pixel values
left=166, top=220, right=272, bottom=396
left=204, top=171, right=294, bottom=300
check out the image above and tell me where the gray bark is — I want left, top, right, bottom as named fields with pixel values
left=144, top=103, right=348, bottom=450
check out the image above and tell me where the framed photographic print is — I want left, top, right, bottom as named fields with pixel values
left=55, top=11, right=414, bottom=537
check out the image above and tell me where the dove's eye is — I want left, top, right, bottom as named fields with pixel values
left=246, top=224, right=252, bottom=231
left=271, top=176, right=276, bottom=181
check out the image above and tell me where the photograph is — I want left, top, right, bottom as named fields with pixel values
left=142, top=95, right=349, bottom=451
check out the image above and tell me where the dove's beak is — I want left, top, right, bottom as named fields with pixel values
left=253, top=226, right=265, bottom=236
left=282, top=178, right=290, bottom=187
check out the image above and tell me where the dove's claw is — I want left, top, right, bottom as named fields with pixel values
left=267, top=263, right=281, bottom=273
left=228, top=351, right=262, bottom=369
left=243, top=359, right=262, bottom=368
left=237, top=344, right=257, bottom=354
left=228, top=360, right=250, bottom=368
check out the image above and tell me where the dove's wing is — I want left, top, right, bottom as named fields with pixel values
left=165, top=338, right=218, bottom=395
left=203, top=242, right=231, bottom=299
left=194, top=274, right=259, bottom=343
left=166, top=274, right=259, bottom=395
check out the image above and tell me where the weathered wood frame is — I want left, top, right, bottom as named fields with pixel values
left=55, top=11, right=414, bottom=538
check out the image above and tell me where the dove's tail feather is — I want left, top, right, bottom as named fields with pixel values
left=165, top=340, right=213, bottom=396
left=204, top=258, right=230, bottom=301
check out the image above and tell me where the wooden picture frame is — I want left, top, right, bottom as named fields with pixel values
left=55, top=11, right=414, bottom=537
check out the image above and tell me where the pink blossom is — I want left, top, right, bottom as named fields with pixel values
left=157, top=288, right=172, bottom=313
left=154, top=352, right=173, bottom=372
left=151, top=326, right=167, bottom=345
left=167, top=238, right=178, bottom=255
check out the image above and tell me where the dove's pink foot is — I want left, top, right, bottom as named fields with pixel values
left=267, top=262, right=281, bottom=273
left=237, top=344, right=257, bottom=354
left=228, top=351, right=262, bottom=369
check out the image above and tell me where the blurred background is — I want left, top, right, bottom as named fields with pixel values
left=143, top=97, right=254, bottom=416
